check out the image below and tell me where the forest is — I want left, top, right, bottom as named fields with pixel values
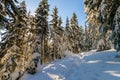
left=0, top=0, right=120, bottom=80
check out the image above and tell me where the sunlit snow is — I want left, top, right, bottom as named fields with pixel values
left=21, top=49, right=120, bottom=80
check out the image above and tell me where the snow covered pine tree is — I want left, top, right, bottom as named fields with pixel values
left=84, top=0, right=120, bottom=51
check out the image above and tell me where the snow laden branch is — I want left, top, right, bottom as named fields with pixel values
left=84, top=0, right=120, bottom=51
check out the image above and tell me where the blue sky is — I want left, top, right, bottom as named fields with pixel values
left=19, top=0, right=86, bottom=27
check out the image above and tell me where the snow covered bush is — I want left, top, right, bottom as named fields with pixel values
left=26, top=52, right=41, bottom=74
left=27, top=59, right=38, bottom=74
left=97, top=38, right=111, bottom=51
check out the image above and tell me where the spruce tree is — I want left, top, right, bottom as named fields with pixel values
left=0, top=1, right=28, bottom=79
left=78, top=25, right=84, bottom=51
left=58, top=17, right=62, bottom=27
left=70, top=13, right=82, bottom=53
left=84, top=0, right=119, bottom=51
left=57, top=17, right=64, bottom=59
left=85, top=23, right=101, bottom=50
left=50, top=6, right=58, bottom=30
left=57, top=17, right=64, bottom=35
left=65, top=17, right=70, bottom=32
left=50, top=6, right=60, bottom=60
left=0, top=0, right=23, bottom=64
left=34, top=0, right=49, bottom=65
left=64, top=17, right=72, bottom=51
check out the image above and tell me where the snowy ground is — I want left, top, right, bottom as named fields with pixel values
left=21, top=49, right=120, bottom=80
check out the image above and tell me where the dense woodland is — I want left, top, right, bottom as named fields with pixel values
left=0, top=0, right=120, bottom=80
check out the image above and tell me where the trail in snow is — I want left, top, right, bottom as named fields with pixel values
left=21, top=49, right=120, bottom=80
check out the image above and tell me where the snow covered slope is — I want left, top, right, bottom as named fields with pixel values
left=21, top=49, right=120, bottom=80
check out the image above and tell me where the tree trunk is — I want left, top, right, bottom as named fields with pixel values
left=41, top=35, right=45, bottom=65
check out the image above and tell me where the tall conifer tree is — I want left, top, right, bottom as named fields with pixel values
left=70, top=13, right=81, bottom=53
left=35, top=0, right=49, bottom=64
left=0, top=1, right=28, bottom=79
left=64, top=17, right=71, bottom=51
left=50, top=6, right=60, bottom=60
